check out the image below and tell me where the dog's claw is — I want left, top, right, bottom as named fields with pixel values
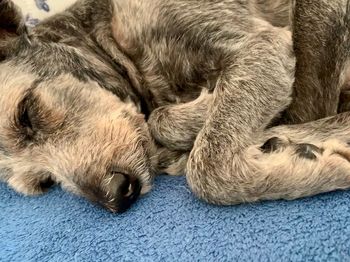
left=295, top=143, right=322, bottom=160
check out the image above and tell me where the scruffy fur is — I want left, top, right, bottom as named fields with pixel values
left=1, top=0, right=350, bottom=212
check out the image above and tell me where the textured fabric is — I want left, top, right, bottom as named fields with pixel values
left=1, top=175, right=350, bottom=261
left=12, top=0, right=76, bottom=27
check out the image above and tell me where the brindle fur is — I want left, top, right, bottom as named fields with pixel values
left=1, top=0, right=350, bottom=212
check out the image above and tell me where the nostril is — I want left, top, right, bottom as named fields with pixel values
left=109, top=172, right=130, bottom=195
left=109, top=172, right=142, bottom=213
left=125, top=178, right=142, bottom=200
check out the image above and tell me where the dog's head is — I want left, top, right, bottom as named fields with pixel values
left=0, top=0, right=156, bottom=212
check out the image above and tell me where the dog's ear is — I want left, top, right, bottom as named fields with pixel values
left=0, top=0, right=27, bottom=60
left=0, top=0, right=26, bottom=38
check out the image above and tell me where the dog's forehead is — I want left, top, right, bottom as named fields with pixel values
left=2, top=36, right=97, bottom=81
left=9, top=40, right=87, bottom=79
left=4, top=38, right=138, bottom=103
left=0, top=63, right=87, bottom=111
left=0, top=60, right=136, bottom=113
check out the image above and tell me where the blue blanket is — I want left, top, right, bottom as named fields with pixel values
left=1, top=175, right=350, bottom=261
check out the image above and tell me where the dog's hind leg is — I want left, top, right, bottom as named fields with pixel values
left=282, top=0, right=350, bottom=123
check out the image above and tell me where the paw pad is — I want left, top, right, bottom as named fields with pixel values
left=260, top=137, right=286, bottom=153
left=295, top=143, right=323, bottom=160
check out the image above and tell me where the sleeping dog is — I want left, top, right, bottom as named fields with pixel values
left=1, top=0, right=350, bottom=212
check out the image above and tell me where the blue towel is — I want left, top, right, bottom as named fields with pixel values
left=1, top=175, right=350, bottom=261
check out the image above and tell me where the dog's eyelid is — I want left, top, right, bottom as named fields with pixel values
left=19, top=88, right=35, bottom=107
left=18, top=88, right=36, bottom=112
left=15, top=89, right=40, bottom=137
left=19, top=106, right=32, bottom=129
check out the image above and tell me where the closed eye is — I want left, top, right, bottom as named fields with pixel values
left=16, top=90, right=36, bottom=140
left=13, top=88, right=65, bottom=145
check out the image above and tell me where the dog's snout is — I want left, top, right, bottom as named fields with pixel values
left=109, top=172, right=142, bottom=213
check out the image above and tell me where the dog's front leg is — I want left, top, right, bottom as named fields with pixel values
left=282, top=0, right=350, bottom=123
left=149, top=90, right=213, bottom=151
left=7, top=171, right=55, bottom=196
left=186, top=26, right=298, bottom=204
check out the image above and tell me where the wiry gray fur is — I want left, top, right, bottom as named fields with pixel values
left=1, top=0, right=350, bottom=211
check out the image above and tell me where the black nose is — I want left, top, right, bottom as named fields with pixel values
left=109, top=172, right=142, bottom=213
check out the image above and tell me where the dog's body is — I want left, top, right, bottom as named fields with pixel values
left=1, top=0, right=350, bottom=212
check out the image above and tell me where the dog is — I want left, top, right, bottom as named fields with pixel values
left=1, top=0, right=350, bottom=212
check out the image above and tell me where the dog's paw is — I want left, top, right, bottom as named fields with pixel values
left=259, top=137, right=350, bottom=160
left=243, top=138, right=350, bottom=200
left=8, top=174, right=54, bottom=196
left=256, top=137, right=350, bottom=173
left=154, top=147, right=188, bottom=176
